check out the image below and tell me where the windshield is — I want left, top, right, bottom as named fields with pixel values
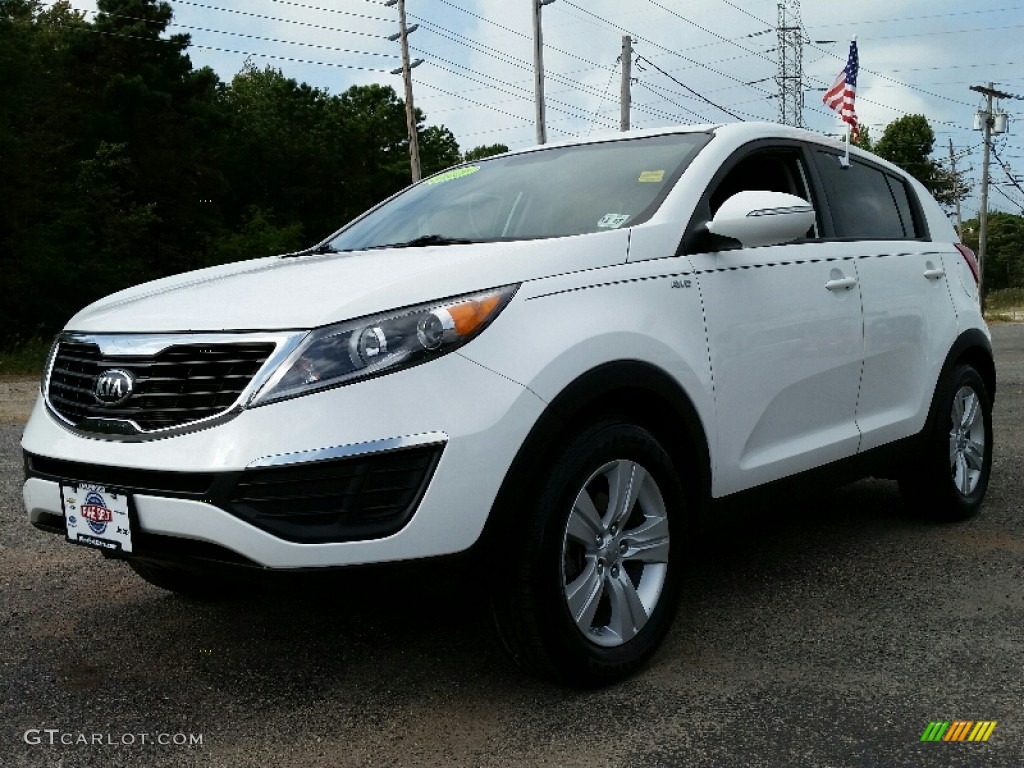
left=326, top=132, right=710, bottom=251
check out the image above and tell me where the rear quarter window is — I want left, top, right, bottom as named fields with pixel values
left=814, top=151, right=919, bottom=240
left=885, top=175, right=925, bottom=238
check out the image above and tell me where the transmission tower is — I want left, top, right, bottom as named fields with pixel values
left=776, top=0, right=805, bottom=127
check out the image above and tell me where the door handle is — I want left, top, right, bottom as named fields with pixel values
left=923, top=268, right=945, bottom=280
left=825, top=277, right=857, bottom=292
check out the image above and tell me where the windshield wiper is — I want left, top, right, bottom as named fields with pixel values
left=380, top=234, right=475, bottom=249
left=287, top=234, right=475, bottom=256
left=282, top=242, right=338, bottom=258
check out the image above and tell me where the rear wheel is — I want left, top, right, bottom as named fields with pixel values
left=490, top=420, right=688, bottom=686
left=899, top=363, right=993, bottom=521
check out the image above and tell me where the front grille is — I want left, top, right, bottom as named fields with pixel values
left=47, top=340, right=275, bottom=432
left=228, top=445, right=443, bottom=543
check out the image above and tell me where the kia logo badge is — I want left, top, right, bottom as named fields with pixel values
left=94, top=369, right=135, bottom=406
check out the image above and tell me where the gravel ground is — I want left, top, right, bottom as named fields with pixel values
left=0, top=377, right=38, bottom=426
left=2, top=325, right=1022, bottom=767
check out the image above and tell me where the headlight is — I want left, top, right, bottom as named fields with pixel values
left=249, top=284, right=518, bottom=405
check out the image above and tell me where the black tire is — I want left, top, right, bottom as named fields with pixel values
left=489, top=420, right=688, bottom=687
left=898, top=363, right=993, bottom=521
left=126, top=559, right=247, bottom=600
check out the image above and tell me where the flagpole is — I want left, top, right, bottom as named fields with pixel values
left=848, top=34, right=856, bottom=167
left=842, top=122, right=850, bottom=168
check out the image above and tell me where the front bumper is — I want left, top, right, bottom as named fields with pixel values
left=22, top=352, right=546, bottom=569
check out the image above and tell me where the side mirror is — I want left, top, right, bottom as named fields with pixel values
left=706, top=191, right=815, bottom=248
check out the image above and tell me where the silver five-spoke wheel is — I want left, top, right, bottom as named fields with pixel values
left=949, top=385, right=986, bottom=496
left=491, top=420, right=685, bottom=684
left=561, top=459, right=670, bottom=648
left=898, top=363, right=992, bottom=522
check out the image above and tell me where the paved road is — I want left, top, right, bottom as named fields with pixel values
left=2, top=325, right=1022, bottom=767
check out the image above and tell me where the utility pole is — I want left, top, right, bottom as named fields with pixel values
left=948, top=137, right=964, bottom=240
left=970, top=82, right=1011, bottom=311
left=533, top=0, right=555, bottom=144
left=386, top=0, right=422, bottom=182
left=776, top=0, right=805, bottom=127
left=620, top=35, right=631, bottom=131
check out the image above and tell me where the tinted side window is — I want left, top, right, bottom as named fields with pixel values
left=815, top=152, right=906, bottom=239
left=886, top=175, right=923, bottom=238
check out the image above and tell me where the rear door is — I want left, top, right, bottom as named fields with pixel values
left=811, top=151, right=958, bottom=451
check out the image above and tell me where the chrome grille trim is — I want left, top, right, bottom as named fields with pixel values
left=44, top=331, right=307, bottom=440
left=247, top=431, right=449, bottom=469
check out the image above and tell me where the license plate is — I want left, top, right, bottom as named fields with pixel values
left=61, top=483, right=133, bottom=553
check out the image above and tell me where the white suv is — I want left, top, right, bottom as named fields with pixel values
left=23, top=123, right=994, bottom=685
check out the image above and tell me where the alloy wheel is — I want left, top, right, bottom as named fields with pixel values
left=561, top=459, right=670, bottom=648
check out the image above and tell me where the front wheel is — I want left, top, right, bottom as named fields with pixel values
left=490, top=420, right=688, bottom=686
left=899, top=363, right=993, bottom=521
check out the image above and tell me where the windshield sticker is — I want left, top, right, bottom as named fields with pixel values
left=426, top=166, right=481, bottom=185
left=638, top=170, right=665, bottom=183
left=597, top=213, right=630, bottom=229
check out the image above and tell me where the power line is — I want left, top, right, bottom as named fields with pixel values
left=644, top=0, right=774, bottom=65
left=869, top=22, right=1024, bottom=42
left=989, top=180, right=1024, bottom=214
left=586, top=58, right=620, bottom=135
left=558, top=2, right=775, bottom=118
left=888, top=61, right=1021, bottom=74
left=716, top=0, right=772, bottom=26
left=635, top=54, right=744, bottom=120
left=812, top=5, right=1022, bottom=29
left=235, top=0, right=389, bottom=23
left=992, top=144, right=1024, bottom=199
left=416, top=79, right=575, bottom=138
left=56, top=22, right=392, bottom=72
left=71, top=6, right=398, bottom=59
left=409, top=22, right=685, bottom=128
left=634, top=80, right=710, bottom=122
left=417, top=55, right=618, bottom=129
left=168, top=0, right=391, bottom=40
left=426, top=0, right=605, bottom=70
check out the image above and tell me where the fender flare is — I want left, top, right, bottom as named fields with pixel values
left=922, top=328, right=996, bottom=438
left=477, top=360, right=712, bottom=550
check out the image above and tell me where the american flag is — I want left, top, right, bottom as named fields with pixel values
left=823, top=39, right=859, bottom=141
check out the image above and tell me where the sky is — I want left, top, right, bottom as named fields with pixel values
left=62, top=0, right=1024, bottom=220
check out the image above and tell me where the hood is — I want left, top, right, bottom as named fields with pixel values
left=66, top=231, right=630, bottom=333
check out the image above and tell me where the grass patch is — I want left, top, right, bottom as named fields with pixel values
left=985, top=313, right=1020, bottom=324
left=985, top=287, right=1024, bottom=311
left=0, top=337, right=52, bottom=378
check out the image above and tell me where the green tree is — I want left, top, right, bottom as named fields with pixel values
left=219, top=64, right=340, bottom=241
left=873, top=114, right=965, bottom=208
left=961, top=213, right=1024, bottom=290
left=463, top=143, right=509, bottom=162
left=420, top=124, right=461, bottom=176
left=0, top=1, right=91, bottom=341
left=0, top=0, right=466, bottom=347
left=833, top=124, right=872, bottom=152
left=874, top=115, right=935, bottom=180
left=0, top=0, right=225, bottom=343
left=335, top=82, right=417, bottom=216
left=207, top=206, right=305, bottom=265
left=87, top=0, right=226, bottom=272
